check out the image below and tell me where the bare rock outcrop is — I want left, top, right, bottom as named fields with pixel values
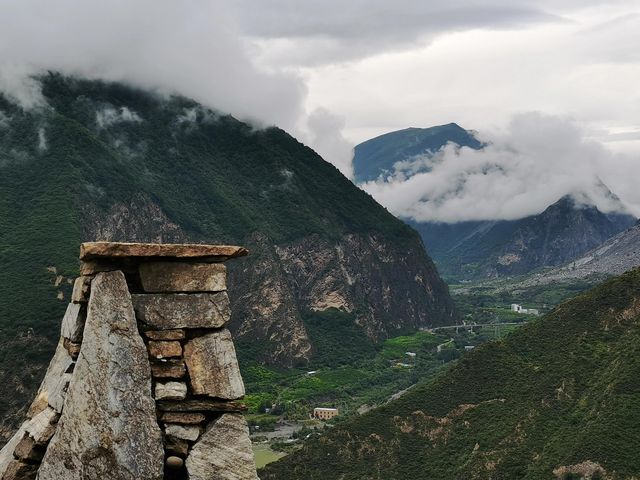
left=0, top=243, right=258, bottom=480
left=38, top=270, right=164, bottom=480
left=186, top=414, right=258, bottom=480
left=26, top=338, right=73, bottom=417
left=184, top=330, right=245, bottom=399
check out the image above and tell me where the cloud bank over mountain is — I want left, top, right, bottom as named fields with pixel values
left=362, top=113, right=640, bottom=222
left=0, top=0, right=638, bottom=185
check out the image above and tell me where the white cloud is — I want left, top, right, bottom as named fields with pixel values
left=37, top=127, right=47, bottom=151
left=96, top=106, right=142, bottom=128
left=0, top=0, right=638, bottom=192
left=0, top=0, right=306, bottom=132
left=305, top=108, right=354, bottom=178
left=361, top=113, right=640, bottom=222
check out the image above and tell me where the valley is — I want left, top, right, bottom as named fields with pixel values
left=261, top=267, right=640, bottom=479
left=247, top=247, right=630, bottom=470
left=241, top=288, right=543, bottom=468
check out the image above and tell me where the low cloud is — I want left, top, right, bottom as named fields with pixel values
left=306, top=108, right=354, bottom=178
left=0, top=0, right=362, bottom=175
left=96, top=107, right=142, bottom=128
left=0, top=0, right=636, bottom=188
left=37, top=127, right=47, bottom=151
left=0, top=0, right=306, bottom=133
left=361, top=113, right=640, bottom=223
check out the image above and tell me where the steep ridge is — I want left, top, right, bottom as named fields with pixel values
left=487, top=196, right=635, bottom=276
left=413, top=196, right=636, bottom=279
left=518, top=220, right=640, bottom=286
left=261, top=268, right=640, bottom=479
left=0, top=74, right=456, bottom=434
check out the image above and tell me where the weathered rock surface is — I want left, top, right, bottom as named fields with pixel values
left=165, top=437, right=189, bottom=457
left=148, top=340, right=182, bottom=359
left=139, top=262, right=227, bottom=292
left=155, top=382, right=187, bottom=401
left=80, top=242, right=248, bottom=261
left=166, top=456, right=184, bottom=469
left=150, top=359, right=187, bottom=379
left=144, top=329, right=185, bottom=340
left=157, top=399, right=247, bottom=413
left=132, top=292, right=230, bottom=329
left=3, top=460, right=37, bottom=480
left=186, top=413, right=258, bottom=480
left=25, top=407, right=58, bottom=444
left=38, top=270, right=164, bottom=480
left=165, top=424, right=200, bottom=442
left=71, top=276, right=91, bottom=303
left=160, top=412, right=206, bottom=424
left=14, top=433, right=43, bottom=461
left=60, top=303, right=85, bottom=342
left=184, top=330, right=245, bottom=399
left=79, top=260, right=120, bottom=276
left=27, top=338, right=73, bottom=417
left=0, top=423, right=28, bottom=476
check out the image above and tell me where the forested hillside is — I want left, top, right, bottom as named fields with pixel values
left=0, top=74, right=457, bottom=436
left=262, top=268, right=640, bottom=479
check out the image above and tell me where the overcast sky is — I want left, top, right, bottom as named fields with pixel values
left=1, top=0, right=639, bottom=221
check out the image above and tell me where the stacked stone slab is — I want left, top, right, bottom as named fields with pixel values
left=0, top=242, right=258, bottom=480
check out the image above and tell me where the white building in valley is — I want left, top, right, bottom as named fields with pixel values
left=511, top=304, right=540, bottom=316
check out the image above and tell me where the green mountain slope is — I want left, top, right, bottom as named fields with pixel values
left=261, top=268, right=640, bottom=479
left=0, top=74, right=457, bottom=435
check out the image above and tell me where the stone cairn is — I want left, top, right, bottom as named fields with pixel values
left=0, top=242, right=259, bottom=480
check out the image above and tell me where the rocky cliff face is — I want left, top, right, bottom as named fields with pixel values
left=81, top=198, right=455, bottom=366
left=514, top=221, right=640, bottom=287
left=488, top=196, right=635, bottom=276
left=413, top=196, right=636, bottom=280
left=228, top=232, right=455, bottom=366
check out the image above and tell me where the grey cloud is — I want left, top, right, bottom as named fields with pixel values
left=236, top=1, right=558, bottom=38
left=600, top=130, right=640, bottom=142
left=0, top=0, right=306, bottom=131
left=306, top=108, right=354, bottom=178
left=575, top=13, right=640, bottom=64
left=361, top=113, right=640, bottom=223
left=0, top=0, right=636, bottom=188
left=37, top=127, right=47, bottom=151
left=0, top=111, right=9, bottom=128
left=234, top=1, right=563, bottom=65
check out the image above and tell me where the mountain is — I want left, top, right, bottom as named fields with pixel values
left=0, top=74, right=457, bottom=435
left=352, top=123, right=482, bottom=183
left=518, top=220, right=640, bottom=286
left=414, top=195, right=636, bottom=279
left=261, top=267, right=640, bottom=480
left=353, top=126, right=636, bottom=280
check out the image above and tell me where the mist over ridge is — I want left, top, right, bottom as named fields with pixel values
left=359, top=113, right=640, bottom=223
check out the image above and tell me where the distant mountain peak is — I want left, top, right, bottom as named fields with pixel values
left=353, top=123, right=482, bottom=183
